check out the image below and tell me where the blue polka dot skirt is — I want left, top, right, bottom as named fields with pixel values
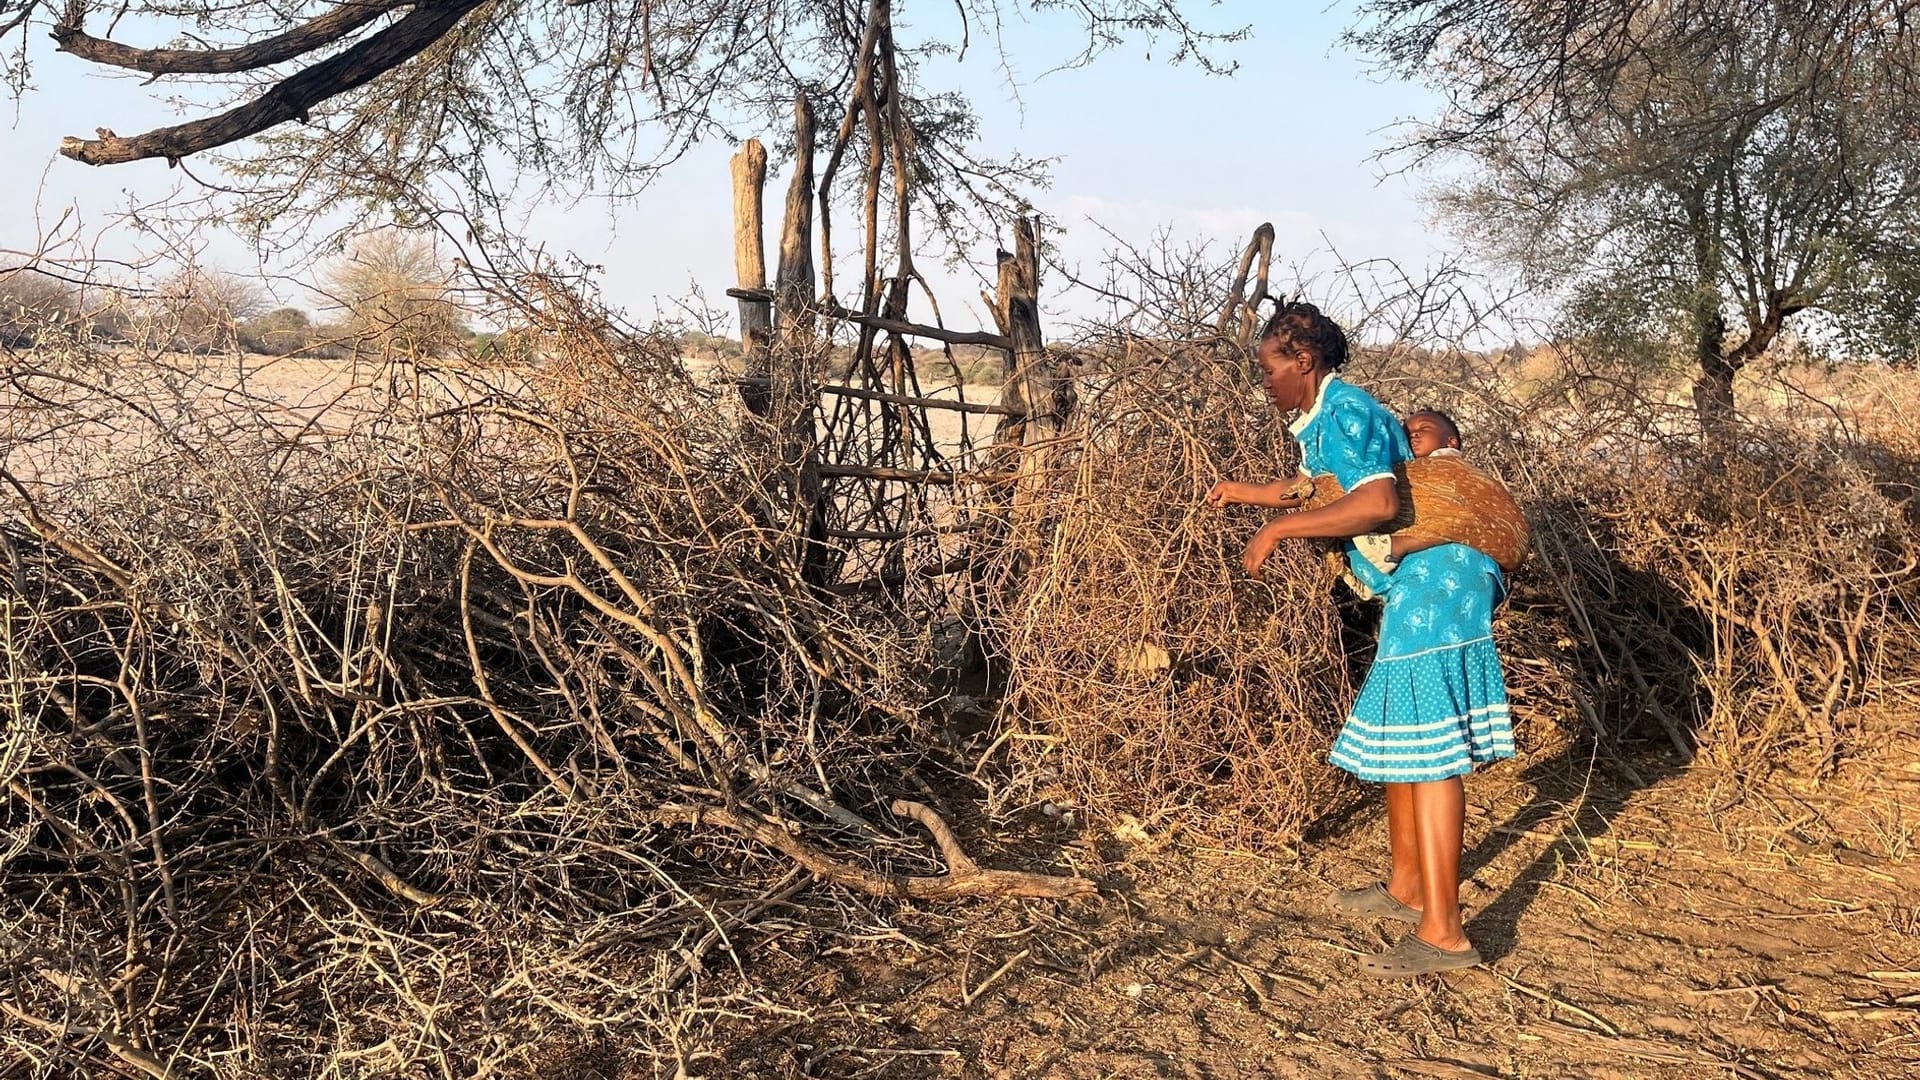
left=1330, top=543, right=1515, bottom=783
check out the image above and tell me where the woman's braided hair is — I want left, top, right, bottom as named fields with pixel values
left=1258, top=299, right=1350, bottom=371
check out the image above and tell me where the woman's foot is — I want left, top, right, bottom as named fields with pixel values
left=1359, top=933, right=1482, bottom=977
left=1329, top=883, right=1422, bottom=924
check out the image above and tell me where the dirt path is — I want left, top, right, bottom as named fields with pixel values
left=681, top=744, right=1919, bottom=1079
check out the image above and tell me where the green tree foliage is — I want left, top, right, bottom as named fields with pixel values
left=1354, top=1, right=1920, bottom=434
left=240, top=306, right=318, bottom=355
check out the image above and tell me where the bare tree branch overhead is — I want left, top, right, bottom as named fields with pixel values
left=8, top=1, right=1246, bottom=240
left=51, top=0, right=409, bottom=76
left=58, top=0, right=489, bottom=165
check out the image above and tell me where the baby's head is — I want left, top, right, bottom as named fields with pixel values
left=1404, top=409, right=1462, bottom=458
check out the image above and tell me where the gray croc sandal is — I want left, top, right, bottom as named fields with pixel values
left=1330, top=883, right=1422, bottom=925
left=1360, top=934, right=1483, bottom=977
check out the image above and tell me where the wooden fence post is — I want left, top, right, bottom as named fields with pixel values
left=961, top=216, right=1074, bottom=671
left=731, top=138, right=773, bottom=415
left=1220, top=221, right=1275, bottom=350
left=998, top=217, right=1073, bottom=516
left=771, top=94, right=830, bottom=587
left=776, top=96, right=817, bottom=338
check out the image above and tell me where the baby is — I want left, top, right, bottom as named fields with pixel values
left=1345, top=409, right=1507, bottom=595
left=1402, top=409, right=1463, bottom=460
left=1256, top=406, right=1527, bottom=593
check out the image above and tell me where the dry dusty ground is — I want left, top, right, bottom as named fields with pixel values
left=636, top=735, right=1920, bottom=1079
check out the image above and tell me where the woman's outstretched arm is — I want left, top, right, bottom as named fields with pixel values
left=1205, top=480, right=1305, bottom=509
left=1242, top=479, right=1399, bottom=577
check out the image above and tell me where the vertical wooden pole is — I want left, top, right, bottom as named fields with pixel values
left=731, top=138, right=772, bottom=415
left=992, top=218, right=1066, bottom=450
left=776, top=95, right=818, bottom=339
left=1219, top=221, right=1275, bottom=350
left=772, top=94, right=829, bottom=587
left=1003, top=218, right=1070, bottom=518
left=967, top=216, right=1073, bottom=672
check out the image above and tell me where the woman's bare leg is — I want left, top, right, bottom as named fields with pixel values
left=1384, top=782, right=1422, bottom=910
left=1410, top=776, right=1470, bottom=950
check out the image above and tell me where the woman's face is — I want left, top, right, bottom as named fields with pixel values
left=1257, top=337, right=1317, bottom=412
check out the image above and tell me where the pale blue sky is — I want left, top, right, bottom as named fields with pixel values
left=1, top=2, right=1461, bottom=332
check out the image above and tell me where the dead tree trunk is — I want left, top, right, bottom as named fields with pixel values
left=1220, top=222, right=1275, bottom=350
left=773, top=94, right=831, bottom=588
left=731, top=138, right=773, bottom=416
left=999, top=217, right=1073, bottom=514
left=960, top=217, right=1073, bottom=671
left=776, top=99, right=818, bottom=336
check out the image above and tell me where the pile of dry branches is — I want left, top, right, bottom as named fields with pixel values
left=976, top=350, right=1358, bottom=847
left=0, top=285, right=1085, bottom=1076
left=5, top=224, right=1917, bottom=1074
left=976, top=230, right=1920, bottom=849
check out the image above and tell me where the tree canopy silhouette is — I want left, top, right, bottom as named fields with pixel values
left=1354, top=0, right=1920, bottom=433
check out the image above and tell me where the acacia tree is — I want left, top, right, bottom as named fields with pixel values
left=1354, top=1, right=1920, bottom=436
left=154, top=267, right=270, bottom=352
left=324, top=230, right=465, bottom=355
left=3, top=1, right=1238, bottom=252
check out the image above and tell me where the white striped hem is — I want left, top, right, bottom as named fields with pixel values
left=1338, top=726, right=1514, bottom=750
left=1332, top=741, right=1514, bottom=762
left=1348, top=471, right=1396, bottom=489
left=1330, top=749, right=1513, bottom=778
left=1341, top=706, right=1510, bottom=736
left=1330, top=749, right=1466, bottom=774
left=1373, top=635, right=1495, bottom=663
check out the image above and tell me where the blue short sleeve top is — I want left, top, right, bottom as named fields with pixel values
left=1289, top=374, right=1410, bottom=489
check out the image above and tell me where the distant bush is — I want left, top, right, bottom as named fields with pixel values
left=326, top=231, right=467, bottom=357
left=240, top=307, right=316, bottom=356
left=85, top=304, right=138, bottom=345
left=914, top=345, right=1007, bottom=387
left=471, top=329, right=538, bottom=364
left=0, top=269, right=79, bottom=346
left=682, top=329, right=744, bottom=362
left=152, top=269, right=269, bottom=353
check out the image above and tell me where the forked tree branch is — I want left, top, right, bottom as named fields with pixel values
left=655, top=800, right=1098, bottom=901
left=59, top=0, right=485, bottom=166
left=51, top=0, right=408, bottom=75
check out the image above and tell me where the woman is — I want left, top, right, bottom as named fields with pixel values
left=1206, top=301, right=1512, bottom=976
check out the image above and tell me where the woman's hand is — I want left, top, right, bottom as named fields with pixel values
left=1205, top=481, right=1247, bottom=508
left=1242, top=518, right=1291, bottom=579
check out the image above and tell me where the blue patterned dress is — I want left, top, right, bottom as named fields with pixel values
left=1290, top=376, right=1515, bottom=783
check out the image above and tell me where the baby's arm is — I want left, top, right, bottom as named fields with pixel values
left=1388, top=533, right=1448, bottom=560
